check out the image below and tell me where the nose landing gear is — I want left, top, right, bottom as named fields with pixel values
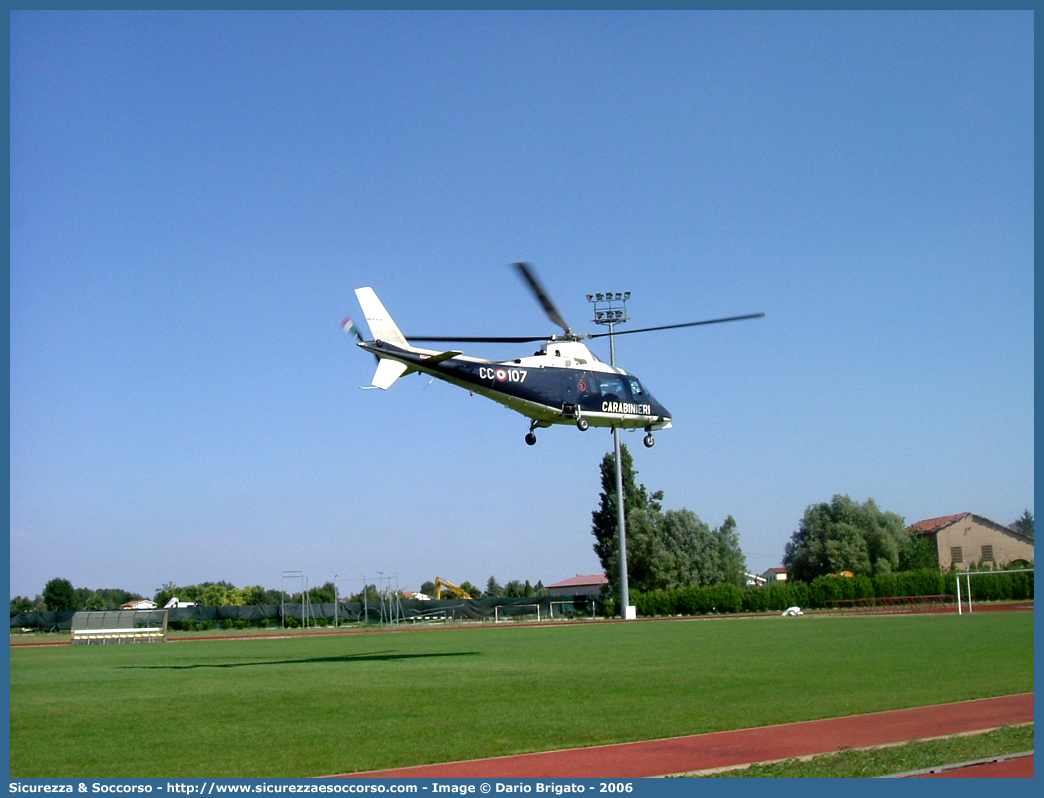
left=643, top=432, right=655, bottom=448
left=525, top=418, right=548, bottom=446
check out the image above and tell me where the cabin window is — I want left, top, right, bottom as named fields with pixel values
left=598, top=375, right=629, bottom=402
left=628, top=377, right=645, bottom=396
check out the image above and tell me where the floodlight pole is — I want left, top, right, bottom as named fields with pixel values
left=361, top=574, right=368, bottom=626
left=588, top=292, right=632, bottom=620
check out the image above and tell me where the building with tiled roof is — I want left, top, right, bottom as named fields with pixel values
left=909, top=513, right=1033, bottom=571
left=546, top=574, right=609, bottom=597
left=761, top=567, right=789, bottom=583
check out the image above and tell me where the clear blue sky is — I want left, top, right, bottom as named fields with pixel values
left=10, top=10, right=1033, bottom=600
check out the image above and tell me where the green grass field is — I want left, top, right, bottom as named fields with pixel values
left=9, top=612, right=1033, bottom=778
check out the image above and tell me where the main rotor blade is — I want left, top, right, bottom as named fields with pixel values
left=588, top=313, right=765, bottom=338
left=404, top=334, right=551, bottom=343
left=514, top=262, right=572, bottom=336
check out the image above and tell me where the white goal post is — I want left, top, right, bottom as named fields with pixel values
left=493, top=604, right=541, bottom=623
left=548, top=600, right=597, bottom=619
left=955, top=568, right=1033, bottom=615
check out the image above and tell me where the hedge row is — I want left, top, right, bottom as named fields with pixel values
left=632, top=567, right=1034, bottom=617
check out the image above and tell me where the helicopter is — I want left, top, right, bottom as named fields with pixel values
left=345, top=263, right=763, bottom=447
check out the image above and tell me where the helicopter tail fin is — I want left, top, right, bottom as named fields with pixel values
left=354, top=287, right=417, bottom=390
left=354, top=287, right=410, bottom=349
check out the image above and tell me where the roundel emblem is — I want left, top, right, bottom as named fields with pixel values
left=495, top=368, right=508, bottom=381
left=577, top=380, right=588, bottom=392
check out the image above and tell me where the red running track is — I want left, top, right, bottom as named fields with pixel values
left=340, top=693, right=1032, bottom=779
left=915, top=755, right=1033, bottom=778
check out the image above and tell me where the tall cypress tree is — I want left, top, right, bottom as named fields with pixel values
left=591, top=444, right=662, bottom=595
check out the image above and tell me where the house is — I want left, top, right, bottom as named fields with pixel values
left=909, top=513, right=1034, bottom=571
left=761, top=567, right=788, bottom=584
left=120, top=599, right=157, bottom=610
left=547, top=574, right=609, bottom=597
left=404, top=592, right=432, bottom=601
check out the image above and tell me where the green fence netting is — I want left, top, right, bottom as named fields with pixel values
left=12, top=595, right=601, bottom=632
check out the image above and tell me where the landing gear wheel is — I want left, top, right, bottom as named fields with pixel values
left=576, top=418, right=589, bottom=432
left=525, top=432, right=537, bottom=446
left=643, top=433, right=655, bottom=448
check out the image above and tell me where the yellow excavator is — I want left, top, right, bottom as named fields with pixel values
left=434, top=576, right=472, bottom=599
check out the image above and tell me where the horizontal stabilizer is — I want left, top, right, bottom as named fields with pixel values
left=369, top=358, right=414, bottom=390
left=424, top=350, right=463, bottom=365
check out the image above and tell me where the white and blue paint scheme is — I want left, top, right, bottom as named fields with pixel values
left=349, top=265, right=762, bottom=447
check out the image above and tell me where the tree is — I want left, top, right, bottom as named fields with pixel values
left=308, top=582, right=336, bottom=604
left=459, top=581, right=481, bottom=599
left=591, top=445, right=746, bottom=593
left=349, top=584, right=381, bottom=602
left=42, top=578, right=77, bottom=611
left=154, top=582, right=180, bottom=606
left=712, top=516, right=748, bottom=588
left=10, top=596, right=36, bottom=613
left=419, top=581, right=436, bottom=597
left=783, top=496, right=910, bottom=581
left=1013, top=509, right=1033, bottom=538
left=625, top=507, right=747, bottom=592
left=591, top=444, right=662, bottom=594
left=243, top=585, right=281, bottom=605
left=485, top=576, right=503, bottom=598
left=200, top=583, right=230, bottom=607
left=898, top=531, right=939, bottom=571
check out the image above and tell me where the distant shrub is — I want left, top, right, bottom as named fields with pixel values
left=704, top=584, right=743, bottom=614
left=894, top=568, right=945, bottom=597
left=1009, top=570, right=1034, bottom=600
left=851, top=575, right=875, bottom=599
left=741, top=587, right=770, bottom=613
left=634, top=590, right=673, bottom=617
left=808, top=575, right=844, bottom=607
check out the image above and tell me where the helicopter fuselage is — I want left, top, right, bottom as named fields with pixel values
left=358, top=337, right=673, bottom=433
